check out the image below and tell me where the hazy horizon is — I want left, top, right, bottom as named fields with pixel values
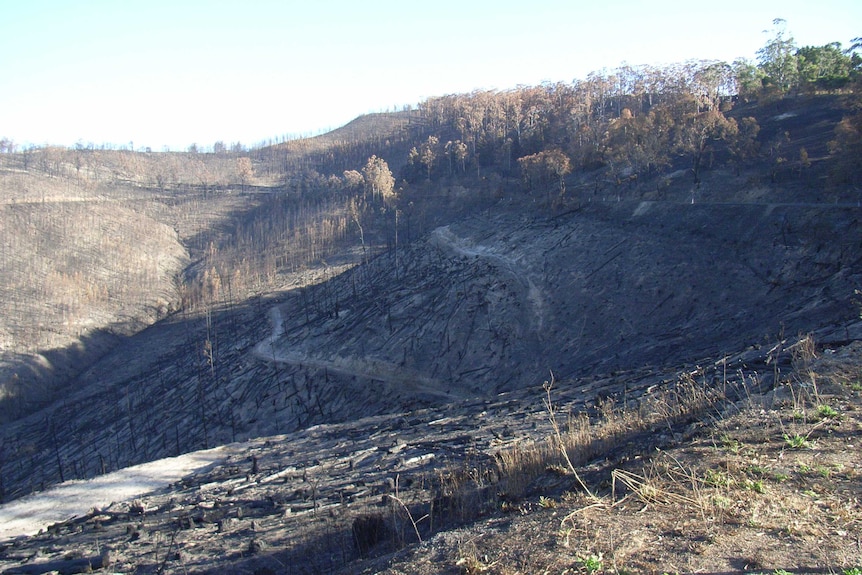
left=1, top=0, right=859, bottom=151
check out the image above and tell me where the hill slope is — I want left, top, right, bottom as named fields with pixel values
left=1, top=95, right=861, bottom=503
left=268, top=198, right=860, bottom=392
left=0, top=90, right=861, bottom=573
left=0, top=335, right=859, bottom=573
left=0, top=192, right=858, bottom=503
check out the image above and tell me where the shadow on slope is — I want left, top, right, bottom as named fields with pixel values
left=268, top=199, right=862, bottom=397
left=1, top=193, right=860, bottom=507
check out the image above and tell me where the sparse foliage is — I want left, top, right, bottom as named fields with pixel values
left=343, top=169, right=363, bottom=189
left=419, top=135, right=439, bottom=180
left=758, top=19, right=799, bottom=93
left=518, top=149, right=571, bottom=199
left=236, top=156, right=253, bottom=189
left=361, top=155, right=395, bottom=202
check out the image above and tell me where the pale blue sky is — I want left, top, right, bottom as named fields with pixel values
left=1, top=0, right=859, bottom=150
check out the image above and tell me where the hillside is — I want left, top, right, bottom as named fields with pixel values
left=0, top=73, right=861, bottom=573
left=0, top=153, right=268, bottom=422
left=0, top=334, right=859, bottom=574
left=2, top=186, right=857, bottom=504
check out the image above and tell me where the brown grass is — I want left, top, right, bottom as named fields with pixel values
left=360, top=335, right=862, bottom=574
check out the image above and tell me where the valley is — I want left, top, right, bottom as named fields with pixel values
left=0, top=75, right=861, bottom=572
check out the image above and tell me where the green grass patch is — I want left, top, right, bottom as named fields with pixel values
left=816, top=404, right=840, bottom=419
left=783, top=433, right=811, bottom=449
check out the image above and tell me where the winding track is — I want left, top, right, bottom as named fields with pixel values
left=251, top=223, right=554, bottom=398
left=252, top=306, right=456, bottom=399
left=431, top=225, right=547, bottom=334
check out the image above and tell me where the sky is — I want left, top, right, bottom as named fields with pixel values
left=0, top=0, right=859, bottom=151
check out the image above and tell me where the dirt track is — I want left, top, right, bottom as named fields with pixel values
left=254, top=307, right=453, bottom=399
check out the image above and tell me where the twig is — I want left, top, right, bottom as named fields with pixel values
left=156, top=528, right=179, bottom=575
left=543, top=373, right=598, bottom=500
left=387, top=494, right=424, bottom=544
left=559, top=501, right=607, bottom=527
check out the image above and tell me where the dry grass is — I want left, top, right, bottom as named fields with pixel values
left=364, top=335, right=862, bottom=574
left=493, top=364, right=726, bottom=505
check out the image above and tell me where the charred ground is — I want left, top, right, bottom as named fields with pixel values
left=0, top=87, right=861, bottom=573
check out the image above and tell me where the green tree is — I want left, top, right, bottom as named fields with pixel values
left=757, top=18, right=799, bottom=92
left=796, top=42, right=855, bottom=91
left=732, top=58, right=764, bottom=101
